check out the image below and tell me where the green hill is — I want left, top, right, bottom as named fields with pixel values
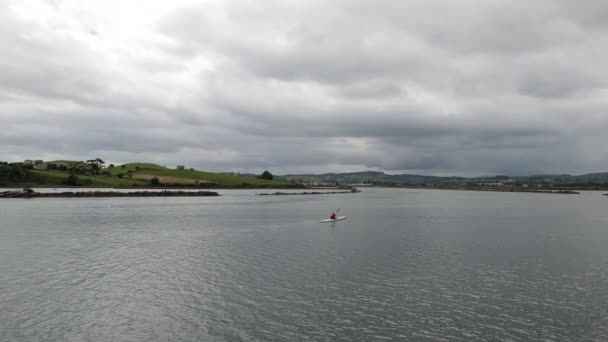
left=116, top=163, right=296, bottom=187
left=0, top=161, right=300, bottom=188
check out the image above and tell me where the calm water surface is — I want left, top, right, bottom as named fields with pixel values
left=1, top=188, right=608, bottom=341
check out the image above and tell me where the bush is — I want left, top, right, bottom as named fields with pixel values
left=150, top=177, right=161, bottom=186
left=258, top=171, right=274, bottom=180
left=65, top=174, right=79, bottom=186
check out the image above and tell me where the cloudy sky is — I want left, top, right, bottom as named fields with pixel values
left=1, top=0, right=607, bottom=176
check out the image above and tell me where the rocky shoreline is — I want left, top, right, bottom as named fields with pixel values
left=0, top=189, right=219, bottom=198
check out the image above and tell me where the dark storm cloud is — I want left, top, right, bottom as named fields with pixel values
left=1, top=0, right=607, bottom=175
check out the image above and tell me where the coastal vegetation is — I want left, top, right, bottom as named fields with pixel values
left=0, top=160, right=300, bottom=188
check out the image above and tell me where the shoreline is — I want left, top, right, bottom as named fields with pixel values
left=0, top=190, right=219, bottom=198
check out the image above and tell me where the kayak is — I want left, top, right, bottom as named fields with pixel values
left=321, top=216, right=347, bottom=223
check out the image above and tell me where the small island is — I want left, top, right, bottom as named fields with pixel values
left=0, top=189, right=219, bottom=198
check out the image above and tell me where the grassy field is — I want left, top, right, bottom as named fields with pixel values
left=10, top=162, right=300, bottom=188
left=134, top=169, right=292, bottom=186
left=31, top=170, right=149, bottom=187
left=106, top=163, right=167, bottom=176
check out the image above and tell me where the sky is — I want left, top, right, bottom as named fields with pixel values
left=1, top=0, right=607, bottom=176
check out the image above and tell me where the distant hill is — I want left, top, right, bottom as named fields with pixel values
left=571, top=172, right=608, bottom=182
left=277, top=171, right=608, bottom=187
left=513, top=172, right=608, bottom=183
left=279, top=171, right=387, bottom=185
left=277, top=171, right=466, bottom=185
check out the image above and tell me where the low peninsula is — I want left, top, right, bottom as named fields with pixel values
left=258, top=188, right=360, bottom=196
left=0, top=189, right=219, bottom=198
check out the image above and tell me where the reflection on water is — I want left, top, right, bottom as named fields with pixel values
left=1, top=188, right=608, bottom=341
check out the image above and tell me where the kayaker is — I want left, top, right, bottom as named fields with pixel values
left=330, top=212, right=336, bottom=220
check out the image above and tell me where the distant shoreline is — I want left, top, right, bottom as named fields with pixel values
left=372, top=185, right=582, bottom=194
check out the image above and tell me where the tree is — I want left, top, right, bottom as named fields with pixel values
left=9, top=166, right=26, bottom=179
left=65, top=174, right=79, bottom=186
left=86, top=160, right=100, bottom=175
left=85, top=158, right=105, bottom=175
left=150, top=177, right=161, bottom=186
left=109, top=164, right=115, bottom=168
left=258, top=171, right=274, bottom=180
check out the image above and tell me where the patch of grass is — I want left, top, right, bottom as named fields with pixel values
left=31, top=170, right=148, bottom=186
left=137, top=168, right=294, bottom=187
left=106, top=163, right=167, bottom=176
left=107, top=162, right=295, bottom=187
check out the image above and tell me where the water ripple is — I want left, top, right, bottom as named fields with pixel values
left=1, top=190, right=608, bottom=341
